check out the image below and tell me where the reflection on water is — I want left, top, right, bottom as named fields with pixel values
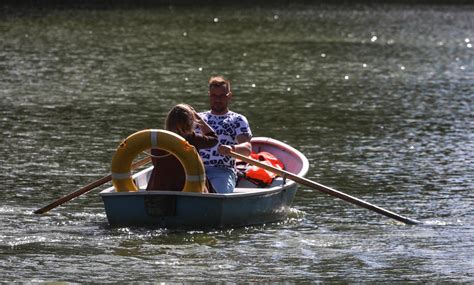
left=0, top=3, right=473, bottom=282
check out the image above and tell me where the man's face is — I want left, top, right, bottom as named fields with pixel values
left=209, top=85, right=231, bottom=114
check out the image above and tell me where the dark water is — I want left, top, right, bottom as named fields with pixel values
left=1, top=3, right=473, bottom=282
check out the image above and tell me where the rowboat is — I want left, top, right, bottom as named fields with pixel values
left=99, top=137, right=309, bottom=229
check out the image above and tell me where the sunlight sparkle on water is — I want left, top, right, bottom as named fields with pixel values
left=2, top=6, right=473, bottom=283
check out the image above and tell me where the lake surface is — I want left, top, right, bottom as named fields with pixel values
left=0, top=3, right=473, bottom=282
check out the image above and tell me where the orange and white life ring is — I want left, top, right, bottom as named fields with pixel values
left=111, top=129, right=205, bottom=193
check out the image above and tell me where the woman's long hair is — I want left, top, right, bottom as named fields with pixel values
left=165, top=104, right=196, bottom=136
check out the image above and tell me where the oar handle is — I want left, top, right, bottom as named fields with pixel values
left=34, top=156, right=152, bottom=214
left=230, top=151, right=420, bottom=225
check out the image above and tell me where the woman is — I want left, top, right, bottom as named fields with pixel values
left=146, top=104, right=218, bottom=192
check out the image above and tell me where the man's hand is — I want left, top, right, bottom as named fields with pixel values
left=218, top=144, right=234, bottom=156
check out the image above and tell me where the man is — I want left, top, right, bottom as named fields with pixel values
left=197, top=76, right=252, bottom=193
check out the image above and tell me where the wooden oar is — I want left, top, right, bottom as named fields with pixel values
left=229, top=151, right=420, bottom=225
left=34, top=156, right=152, bottom=215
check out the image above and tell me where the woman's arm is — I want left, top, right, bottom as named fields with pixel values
left=193, top=132, right=218, bottom=149
left=194, top=111, right=214, bottom=135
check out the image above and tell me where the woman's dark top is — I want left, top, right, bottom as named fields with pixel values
left=146, top=131, right=218, bottom=191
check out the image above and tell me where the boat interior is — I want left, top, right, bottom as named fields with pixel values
left=131, top=166, right=287, bottom=194
left=101, top=137, right=308, bottom=195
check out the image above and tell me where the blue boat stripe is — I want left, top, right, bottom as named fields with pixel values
left=150, top=129, right=158, bottom=148
left=111, top=172, right=132, bottom=180
left=186, top=175, right=205, bottom=182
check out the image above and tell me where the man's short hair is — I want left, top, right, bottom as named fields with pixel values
left=209, top=76, right=231, bottom=93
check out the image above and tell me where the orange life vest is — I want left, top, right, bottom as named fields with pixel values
left=244, top=151, right=284, bottom=187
